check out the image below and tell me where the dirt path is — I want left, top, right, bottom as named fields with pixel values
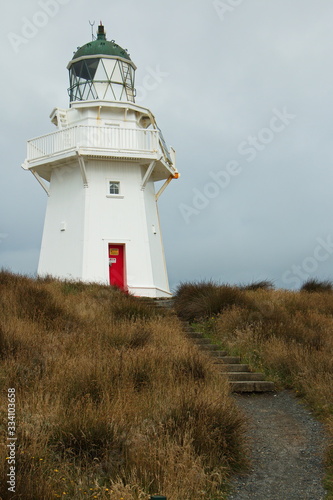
left=228, top=390, right=327, bottom=499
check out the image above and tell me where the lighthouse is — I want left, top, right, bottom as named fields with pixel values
left=22, top=23, right=178, bottom=297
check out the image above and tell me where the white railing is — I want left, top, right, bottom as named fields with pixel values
left=27, top=125, right=160, bottom=161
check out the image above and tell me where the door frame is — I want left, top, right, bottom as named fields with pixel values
left=107, top=242, right=127, bottom=291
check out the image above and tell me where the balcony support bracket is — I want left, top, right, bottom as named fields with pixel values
left=76, top=150, right=89, bottom=188
left=155, top=175, right=174, bottom=201
left=31, top=169, right=50, bottom=196
left=141, top=160, right=156, bottom=190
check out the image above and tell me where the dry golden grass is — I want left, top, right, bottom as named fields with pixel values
left=0, top=272, right=246, bottom=500
left=217, top=292, right=333, bottom=492
left=175, top=282, right=333, bottom=493
left=214, top=289, right=333, bottom=408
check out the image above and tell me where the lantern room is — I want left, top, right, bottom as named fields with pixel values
left=67, top=23, right=136, bottom=103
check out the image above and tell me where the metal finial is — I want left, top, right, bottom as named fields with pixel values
left=89, top=20, right=96, bottom=41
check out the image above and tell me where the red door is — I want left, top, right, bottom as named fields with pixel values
left=109, top=245, right=126, bottom=290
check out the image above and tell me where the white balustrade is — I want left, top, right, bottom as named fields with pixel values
left=27, top=126, right=160, bottom=161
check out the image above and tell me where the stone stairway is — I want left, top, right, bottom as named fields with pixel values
left=182, top=323, right=275, bottom=393
left=136, top=298, right=274, bottom=393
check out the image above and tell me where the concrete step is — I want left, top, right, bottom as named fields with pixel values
left=230, top=381, right=275, bottom=393
left=195, top=343, right=221, bottom=351
left=185, top=331, right=204, bottom=338
left=228, top=372, right=266, bottom=381
left=154, top=300, right=175, bottom=309
left=218, top=364, right=250, bottom=372
left=208, top=350, right=228, bottom=358
left=214, top=356, right=241, bottom=364
left=137, top=298, right=174, bottom=308
left=191, top=337, right=214, bottom=344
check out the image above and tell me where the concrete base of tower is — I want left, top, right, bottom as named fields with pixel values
left=128, top=286, right=172, bottom=298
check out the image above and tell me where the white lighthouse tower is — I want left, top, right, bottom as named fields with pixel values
left=22, top=23, right=178, bottom=297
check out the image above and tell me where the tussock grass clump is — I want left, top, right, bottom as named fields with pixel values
left=300, top=278, right=333, bottom=293
left=241, top=280, right=274, bottom=291
left=0, top=272, right=246, bottom=500
left=175, top=281, right=251, bottom=321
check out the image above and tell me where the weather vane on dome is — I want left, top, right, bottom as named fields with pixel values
left=89, top=20, right=96, bottom=41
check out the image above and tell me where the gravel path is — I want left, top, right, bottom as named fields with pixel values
left=228, top=390, right=327, bottom=500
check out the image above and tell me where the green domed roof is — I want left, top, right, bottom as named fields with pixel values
left=72, top=24, right=131, bottom=61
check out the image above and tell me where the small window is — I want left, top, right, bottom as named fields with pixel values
left=109, top=182, right=120, bottom=195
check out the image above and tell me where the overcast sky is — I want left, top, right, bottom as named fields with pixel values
left=1, top=0, right=333, bottom=292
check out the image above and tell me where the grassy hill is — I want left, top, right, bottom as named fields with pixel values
left=0, top=272, right=246, bottom=500
left=174, top=280, right=333, bottom=494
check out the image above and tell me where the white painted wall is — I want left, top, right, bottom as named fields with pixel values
left=38, top=158, right=170, bottom=296
left=38, top=162, right=86, bottom=280
left=142, top=179, right=170, bottom=291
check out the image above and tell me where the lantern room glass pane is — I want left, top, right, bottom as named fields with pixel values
left=94, top=82, right=109, bottom=100
left=81, top=85, right=90, bottom=100
left=112, top=62, right=123, bottom=84
left=72, top=59, right=99, bottom=80
left=104, top=86, right=115, bottom=101
left=94, top=60, right=108, bottom=81
left=103, top=59, right=117, bottom=79
left=86, top=59, right=99, bottom=79
left=86, top=84, right=98, bottom=100
left=112, top=84, right=123, bottom=101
